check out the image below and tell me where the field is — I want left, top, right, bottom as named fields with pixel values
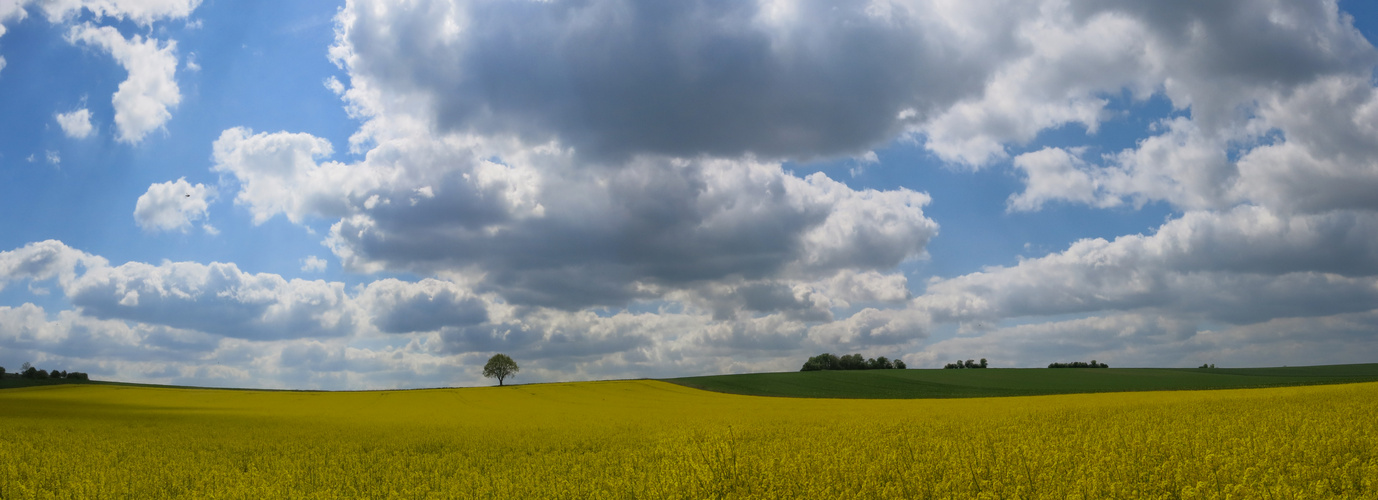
left=665, top=363, right=1378, bottom=398
left=2, top=380, right=1376, bottom=498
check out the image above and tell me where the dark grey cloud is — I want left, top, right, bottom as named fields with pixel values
left=438, top=313, right=653, bottom=362
left=278, top=342, right=354, bottom=373
left=333, top=0, right=1011, bottom=161
left=358, top=278, right=488, bottom=333
left=438, top=323, right=544, bottom=355
left=229, top=134, right=941, bottom=311
left=1072, top=0, right=1374, bottom=98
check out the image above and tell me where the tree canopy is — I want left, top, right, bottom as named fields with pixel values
left=1048, top=360, right=1108, bottom=368
left=800, top=353, right=905, bottom=371
left=483, top=354, right=520, bottom=386
left=944, top=358, right=989, bottom=369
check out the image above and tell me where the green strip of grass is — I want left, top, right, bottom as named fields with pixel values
left=661, top=363, right=1378, bottom=399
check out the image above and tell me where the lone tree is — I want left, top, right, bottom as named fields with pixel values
left=483, top=354, right=519, bottom=386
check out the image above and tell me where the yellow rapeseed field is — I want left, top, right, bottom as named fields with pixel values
left=1, top=380, right=1374, bottom=499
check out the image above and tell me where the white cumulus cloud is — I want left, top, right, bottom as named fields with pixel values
left=55, top=108, right=94, bottom=139
left=66, top=23, right=181, bottom=144
left=300, top=256, right=327, bottom=273
left=133, top=177, right=214, bottom=232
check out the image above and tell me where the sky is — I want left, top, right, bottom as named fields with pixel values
left=2, top=0, right=1378, bottom=389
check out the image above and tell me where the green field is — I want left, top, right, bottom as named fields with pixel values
left=663, top=363, right=1378, bottom=398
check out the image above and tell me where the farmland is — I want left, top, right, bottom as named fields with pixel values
left=665, top=363, right=1378, bottom=398
left=2, top=379, right=1376, bottom=498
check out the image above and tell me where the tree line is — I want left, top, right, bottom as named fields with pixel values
left=944, top=359, right=988, bottom=369
left=800, top=353, right=906, bottom=371
left=1047, top=360, right=1108, bottom=368
left=0, top=362, right=90, bottom=381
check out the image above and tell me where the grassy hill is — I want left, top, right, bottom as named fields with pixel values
left=662, top=363, right=1378, bottom=399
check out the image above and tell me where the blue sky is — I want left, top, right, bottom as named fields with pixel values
left=2, top=0, right=1377, bottom=389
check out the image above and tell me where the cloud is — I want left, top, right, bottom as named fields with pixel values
left=0, top=241, right=356, bottom=341
left=0, top=303, right=222, bottom=366
left=1000, top=75, right=1378, bottom=214
left=328, top=0, right=1019, bottom=161
left=210, top=127, right=937, bottom=311
left=55, top=108, right=94, bottom=139
left=1, top=0, right=199, bottom=38
left=356, top=278, right=489, bottom=334
left=209, top=127, right=361, bottom=225
left=65, top=259, right=359, bottom=340
left=1007, top=147, right=1111, bottom=212
left=133, top=177, right=215, bottom=232
left=3, top=1, right=199, bottom=141
left=33, top=0, right=201, bottom=26
left=328, top=0, right=1374, bottom=166
left=916, top=0, right=1376, bottom=167
left=0, top=240, right=896, bottom=388
left=300, top=256, right=327, bottom=273
left=1233, top=75, right=1378, bottom=213
left=916, top=206, right=1378, bottom=325
left=0, top=240, right=106, bottom=292
left=66, top=23, right=181, bottom=144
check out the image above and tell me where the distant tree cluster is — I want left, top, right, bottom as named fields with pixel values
left=944, top=358, right=989, bottom=369
left=800, top=353, right=906, bottom=371
left=3, top=362, right=89, bottom=381
left=1199, top=363, right=1216, bottom=369
left=1048, top=360, right=1108, bottom=368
